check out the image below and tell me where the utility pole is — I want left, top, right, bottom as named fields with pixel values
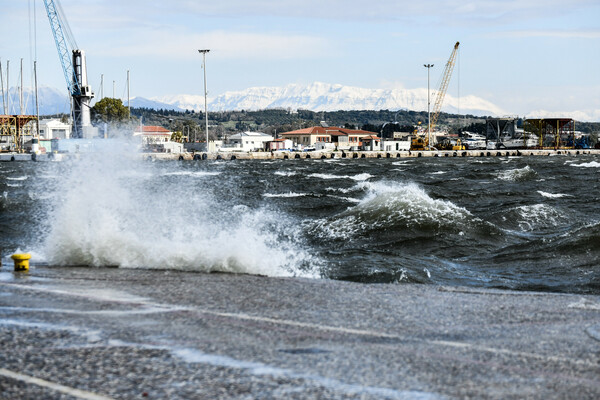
left=127, top=70, right=130, bottom=119
left=112, top=80, right=115, bottom=99
left=19, top=58, right=23, bottom=115
left=198, top=49, right=210, bottom=152
left=100, top=74, right=103, bottom=100
left=6, top=60, right=9, bottom=115
left=34, top=61, right=40, bottom=138
left=424, top=63, right=434, bottom=147
left=0, top=59, right=5, bottom=114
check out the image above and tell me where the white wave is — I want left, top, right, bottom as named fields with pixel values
left=309, top=172, right=372, bottom=181
left=274, top=171, right=297, bottom=177
left=327, top=195, right=361, bottom=203
left=571, top=161, right=600, bottom=168
left=163, top=171, right=221, bottom=177
left=514, top=204, right=566, bottom=231
left=6, top=183, right=22, bottom=188
left=429, top=171, right=446, bottom=175
left=497, top=166, right=536, bottom=181
left=310, top=181, right=471, bottom=239
left=6, top=176, right=28, bottom=181
left=40, top=146, right=317, bottom=278
left=537, top=191, right=571, bottom=198
left=325, top=186, right=359, bottom=194
left=263, top=192, right=307, bottom=198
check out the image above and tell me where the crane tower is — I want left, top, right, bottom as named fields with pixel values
left=429, top=42, right=460, bottom=135
left=43, top=0, right=95, bottom=138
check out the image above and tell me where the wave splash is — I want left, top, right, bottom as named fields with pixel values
left=41, top=145, right=317, bottom=277
left=308, top=181, right=473, bottom=240
left=497, top=166, right=537, bottom=181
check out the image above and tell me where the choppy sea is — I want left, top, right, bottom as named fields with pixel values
left=1, top=148, right=599, bottom=294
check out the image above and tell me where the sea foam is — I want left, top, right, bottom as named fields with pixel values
left=41, top=142, right=317, bottom=278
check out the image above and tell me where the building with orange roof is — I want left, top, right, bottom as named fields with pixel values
left=133, top=125, right=183, bottom=153
left=280, top=126, right=378, bottom=149
left=133, top=125, right=172, bottom=145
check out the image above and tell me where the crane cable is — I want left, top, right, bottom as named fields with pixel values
left=54, top=0, right=78, bottom=50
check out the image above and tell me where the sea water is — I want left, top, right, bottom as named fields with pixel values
left=1, top=148, right=599, bottom=294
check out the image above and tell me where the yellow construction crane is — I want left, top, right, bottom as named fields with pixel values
left=411, top=42, right=460, bottom=151
left=429, top=41, right=460, bottom=136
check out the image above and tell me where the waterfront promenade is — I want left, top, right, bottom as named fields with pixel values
left=0, top=266, right=599, bottom=399
left=1, top=148, right=599, bottom=162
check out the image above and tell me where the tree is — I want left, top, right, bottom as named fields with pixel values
left=91, top=98, right=129, bottom=124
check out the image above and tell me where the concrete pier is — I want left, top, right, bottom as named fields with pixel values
left=2, top=149, right=599, bottom=162
left=0, top=266, right=599, bottom=399
left=147, top=148, right=600, bottom=161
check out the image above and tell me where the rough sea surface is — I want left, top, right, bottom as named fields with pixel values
left=1, top=150, right=599, bottom=294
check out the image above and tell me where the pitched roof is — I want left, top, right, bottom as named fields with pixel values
left=134, top=125, right=171, bottom=135
left=280, top=126, right=378, bottom=136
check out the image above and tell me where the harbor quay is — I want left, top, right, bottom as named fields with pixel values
left=151, top=148, right=600, bottom=161
left=0, top=266, right=599, bottom=399
left=1, top=148, right=599, bottom=162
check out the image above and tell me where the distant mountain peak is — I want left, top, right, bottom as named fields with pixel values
left=151, top=82, right=507, bottom=116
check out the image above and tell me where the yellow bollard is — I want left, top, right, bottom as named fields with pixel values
left=11, top=253, right=31, bottom=272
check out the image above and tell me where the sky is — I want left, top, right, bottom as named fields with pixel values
left=1, top=0, right=599, bottom=120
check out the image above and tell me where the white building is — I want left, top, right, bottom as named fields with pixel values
left=38, top=119, right=72, bottom=140
left=133, top=125, right=183, bottom=153
left=133, top=125, right=172, bottom=144
left=226, top=131, right=274, bottom=152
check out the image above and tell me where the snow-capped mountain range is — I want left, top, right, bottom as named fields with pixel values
left=149, top=82, right=507, bottom=117
left=6, top=82, right=598, bottom=122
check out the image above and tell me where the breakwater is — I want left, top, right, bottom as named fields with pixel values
left=153, top=148, right=600, bottom=161
left=1, top=148, right=598, bottom=162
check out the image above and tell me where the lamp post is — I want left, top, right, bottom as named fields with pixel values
left=198, top=49, right=210, bottom=152
left=424, top=63, right=434, bottom=147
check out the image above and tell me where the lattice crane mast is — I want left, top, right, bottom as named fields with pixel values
left=43, top=0, right=94, bottom=138
left=429, top=42, right=459, bottom=134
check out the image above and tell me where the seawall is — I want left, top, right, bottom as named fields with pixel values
left=2, top=148, right=599, bottom=162
left=148, top=148, right=600, bottom=161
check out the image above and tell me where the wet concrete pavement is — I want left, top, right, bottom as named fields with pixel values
left=0, top=266, right=599, bottom=399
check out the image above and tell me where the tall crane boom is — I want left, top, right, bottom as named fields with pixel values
left=429, top=42, right=459, bottom=134
left=43, top=0, right=94, bottom=138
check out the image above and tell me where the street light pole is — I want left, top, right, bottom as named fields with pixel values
left=424, top=64, right=434, bottom=148
left=198, top=49, right=210, bottom=152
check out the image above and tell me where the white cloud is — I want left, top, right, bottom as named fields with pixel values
left=54, top=0, right=600, bottom=24
left=526, top=109, right=600, bottom=122
left=493, top=30, right=600, bottom=39
left=95, top=30, right=330, bottom=60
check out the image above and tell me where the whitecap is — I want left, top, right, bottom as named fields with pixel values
left=163, top=171, right=221, bottom=177
left=571, top=161, right=600, bottom=168
left=309, top=172, right=372, bottom=181
left=274, top=171, right=297, bottom=177
left=497, top=166, right=537, bottom=181
left=513, top=204, right=566, bottom=231
left=263, top=192, right=307, bottom=198
left=537, top=191, right=571, bottom=198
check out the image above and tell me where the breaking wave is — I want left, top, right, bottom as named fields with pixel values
left=509, top=204, right=569, bottom=232
left=40, top=144, right=318, bottom=278
left=263, top=192, right=307, bottom=198
left=309, top=172, right=372, bottom=181
left=497, top=166, right=537, bottom=181
left=538, top=191, right=571, bottom=199
left=307, top=181, right=473, bottom=240
left=571, top=161, right=600, bottom=168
